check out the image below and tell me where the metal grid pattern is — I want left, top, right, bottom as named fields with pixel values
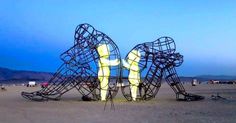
left=121, top=37, right=204, bottom=101
left=22, top=23, right=122, bottom=101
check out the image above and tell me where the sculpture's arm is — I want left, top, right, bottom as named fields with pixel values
left=101, top=58, right=120, bottom=66
left=122, top=59, right=130, bottom=69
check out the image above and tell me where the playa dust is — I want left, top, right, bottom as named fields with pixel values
left=0, top=83, right=236, bottom=123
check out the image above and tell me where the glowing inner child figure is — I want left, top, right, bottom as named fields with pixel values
left=97, top=44, right=120, bottom=101
left=122, top=50, right=141, bottom=101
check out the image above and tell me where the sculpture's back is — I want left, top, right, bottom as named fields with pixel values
left=22, top=23, right=122, bottom=101
left=121, top=37, right=204, bottom=101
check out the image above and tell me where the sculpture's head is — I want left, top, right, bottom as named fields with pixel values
left=152, top=37, right=183, bottom=68
left=74, top=23, right=96, bottom=45
left=97, top=44, right=110, bottom=58
left=127, top=50, right=141, bottom=65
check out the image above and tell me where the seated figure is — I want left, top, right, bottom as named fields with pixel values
left=21, top=23, right=122, bottom=101
left=121, top=37, right=204, bottom=101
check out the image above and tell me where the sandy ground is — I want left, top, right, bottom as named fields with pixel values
left=0, top=83, right=236, bottom=123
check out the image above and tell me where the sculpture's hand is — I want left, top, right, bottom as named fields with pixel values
left=122, top=59, right=130, bottom=69
left=115, top=59, right=120, bottom=64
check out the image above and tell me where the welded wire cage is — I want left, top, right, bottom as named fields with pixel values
left=22, top=23, right=122, bottom=101
left=22, top=24, right=203, bottom=102
left=121, top=37, right=204, bottom=101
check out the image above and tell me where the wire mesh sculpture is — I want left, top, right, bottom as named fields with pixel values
left=22, top=23, right=204, bottom=103
left=121, top=37, right=204, bottom=101
left=21, top=23, right=122, bottom=102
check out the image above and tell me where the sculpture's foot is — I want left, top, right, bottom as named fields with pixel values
left=21, top=91, right=46, bottom=101
left=177, top=93, right=204, bottom=101
left=21, top=91, right=61, bottom=101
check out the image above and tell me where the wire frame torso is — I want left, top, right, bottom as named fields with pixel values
left=22, top=23, right=122, bottom=101
left=121, top=37, right=186, bottom=101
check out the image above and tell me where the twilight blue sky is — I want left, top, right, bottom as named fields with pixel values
left=0, top=0, right=236, bottom=76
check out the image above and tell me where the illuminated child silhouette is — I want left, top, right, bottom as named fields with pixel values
left=97, top=44, right=120, bottom=101
left=122, top=50, right=141, bottom=101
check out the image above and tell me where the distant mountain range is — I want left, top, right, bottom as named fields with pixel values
left=0, top=67, right=53, bottom=82
left=180, top=75, right=236, bottom=82
left=0, top=67, right=236, bottom=84
left=196, top=75, right=236, bottom=81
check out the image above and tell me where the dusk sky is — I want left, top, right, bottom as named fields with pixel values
left=0, top=0, right=236, bottom=76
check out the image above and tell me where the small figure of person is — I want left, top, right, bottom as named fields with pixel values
left=122, top=50, right=141, bottom=101
left=97, top=44, right=120, bottom=101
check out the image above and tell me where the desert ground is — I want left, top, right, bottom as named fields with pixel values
left=0, top=83, right=236, bottom=123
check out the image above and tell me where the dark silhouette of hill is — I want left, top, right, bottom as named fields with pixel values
left=0, top=67, right=235, bottom=84
left=180, top=75, right=236, bottom=83
left=195, top=75, right=236, bottom=81
left=0, top=67, right=53, bottom=81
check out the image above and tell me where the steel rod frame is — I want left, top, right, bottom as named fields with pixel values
left=22, top=23, right=122, bottom=101
left=22, top=23, right=204, bottom=102
left=121, top=37, right=204, bottom=101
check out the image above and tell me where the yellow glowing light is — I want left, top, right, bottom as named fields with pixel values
left=97, top=44, right=120, bottom=101
left=122, top=50, right=141, bottom=101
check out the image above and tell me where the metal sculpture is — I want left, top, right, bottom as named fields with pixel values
left=121, top=37, right=204, bottom=101
left=22, top=23, right=122, bottom=101
left=22, top=23, right=203, bottom=103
